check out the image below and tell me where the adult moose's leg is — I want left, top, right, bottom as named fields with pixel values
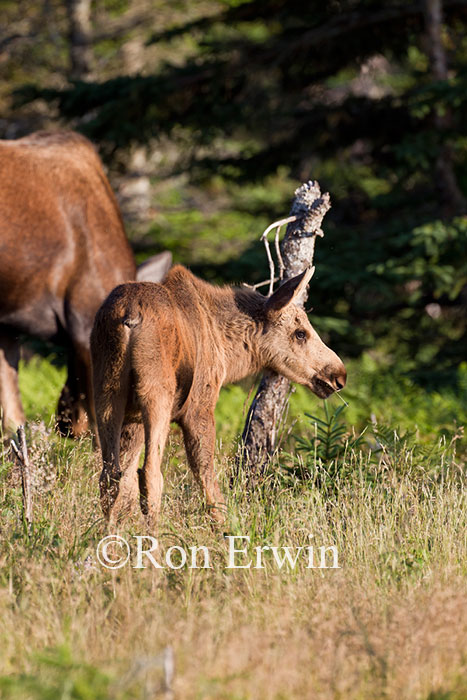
left=180, top=407, right=226, bottom=523
left=57, top=342, right=95, bottom=438
left=0, top=331, right=25, bottom=435
left=58, top=296, right=98, bottom=438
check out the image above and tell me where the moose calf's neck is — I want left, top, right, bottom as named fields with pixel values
left=209, top=287, right=266, bottom=384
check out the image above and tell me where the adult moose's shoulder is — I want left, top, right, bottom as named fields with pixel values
left=0, top=130, right=171, bottom=437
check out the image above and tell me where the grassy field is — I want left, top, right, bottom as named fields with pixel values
left=0, top=355, right=466, bottom=699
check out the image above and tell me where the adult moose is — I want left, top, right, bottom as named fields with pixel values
left=0, top=131, right=171, bottom=437
left=91, top=264, right=346, bottom=525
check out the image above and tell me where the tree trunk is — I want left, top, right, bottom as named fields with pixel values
left=66, top=0, right=92, bottom=80
left=423, top=0, right=466, bottom=214
left=239, top=180, right=331, bottom=479
left=118, top=36, right=152, bottom=223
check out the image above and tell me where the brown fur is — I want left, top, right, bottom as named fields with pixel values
left=91, top=265, right=346, bottom=525
left=0, top=131, right=137, bottom=435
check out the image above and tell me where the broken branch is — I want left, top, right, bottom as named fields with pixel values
left=10, top=426, right=33, bottom=532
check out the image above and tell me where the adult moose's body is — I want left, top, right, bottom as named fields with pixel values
left=0, top=130, right=170, bottom=436
left=92, top=265, right=346, bottom=525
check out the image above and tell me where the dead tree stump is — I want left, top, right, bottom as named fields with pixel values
left=240, top=180, right=331, bottom=478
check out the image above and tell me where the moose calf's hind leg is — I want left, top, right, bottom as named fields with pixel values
left=97, top=408, right=126, bottom=522
left=99, top=456, right=122, bottom=523
left=108, top=422, right=144, bottom=520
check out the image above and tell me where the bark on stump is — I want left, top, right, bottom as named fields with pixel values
left=240, top=180, right=331, bottom=479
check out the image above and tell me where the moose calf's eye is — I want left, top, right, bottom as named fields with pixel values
left=295, top=329, right=307, bottom=341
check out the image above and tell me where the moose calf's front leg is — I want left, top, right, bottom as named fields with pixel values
left=181, top=409, right=226, bottom=524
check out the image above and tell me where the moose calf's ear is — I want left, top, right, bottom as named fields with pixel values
left=265, top=266, right=315, bottom=314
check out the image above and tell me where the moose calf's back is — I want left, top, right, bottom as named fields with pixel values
left=92, top=265, right=346, bottom=524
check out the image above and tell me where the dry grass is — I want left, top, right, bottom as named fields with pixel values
left=0, top=425, right=466, bottom=700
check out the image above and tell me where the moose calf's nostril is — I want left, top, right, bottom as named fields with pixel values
left=333, top=372, right=347, bottom=391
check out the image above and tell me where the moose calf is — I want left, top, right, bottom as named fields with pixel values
left=91, top=265, right=346, bottom=524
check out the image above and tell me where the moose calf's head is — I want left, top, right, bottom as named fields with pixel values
left=258, top=267, right=346, bottom=399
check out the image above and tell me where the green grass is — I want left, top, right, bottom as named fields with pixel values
left=18, top=355, right=66, bottom=425
left=0, top=354, right=465, bottom=699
